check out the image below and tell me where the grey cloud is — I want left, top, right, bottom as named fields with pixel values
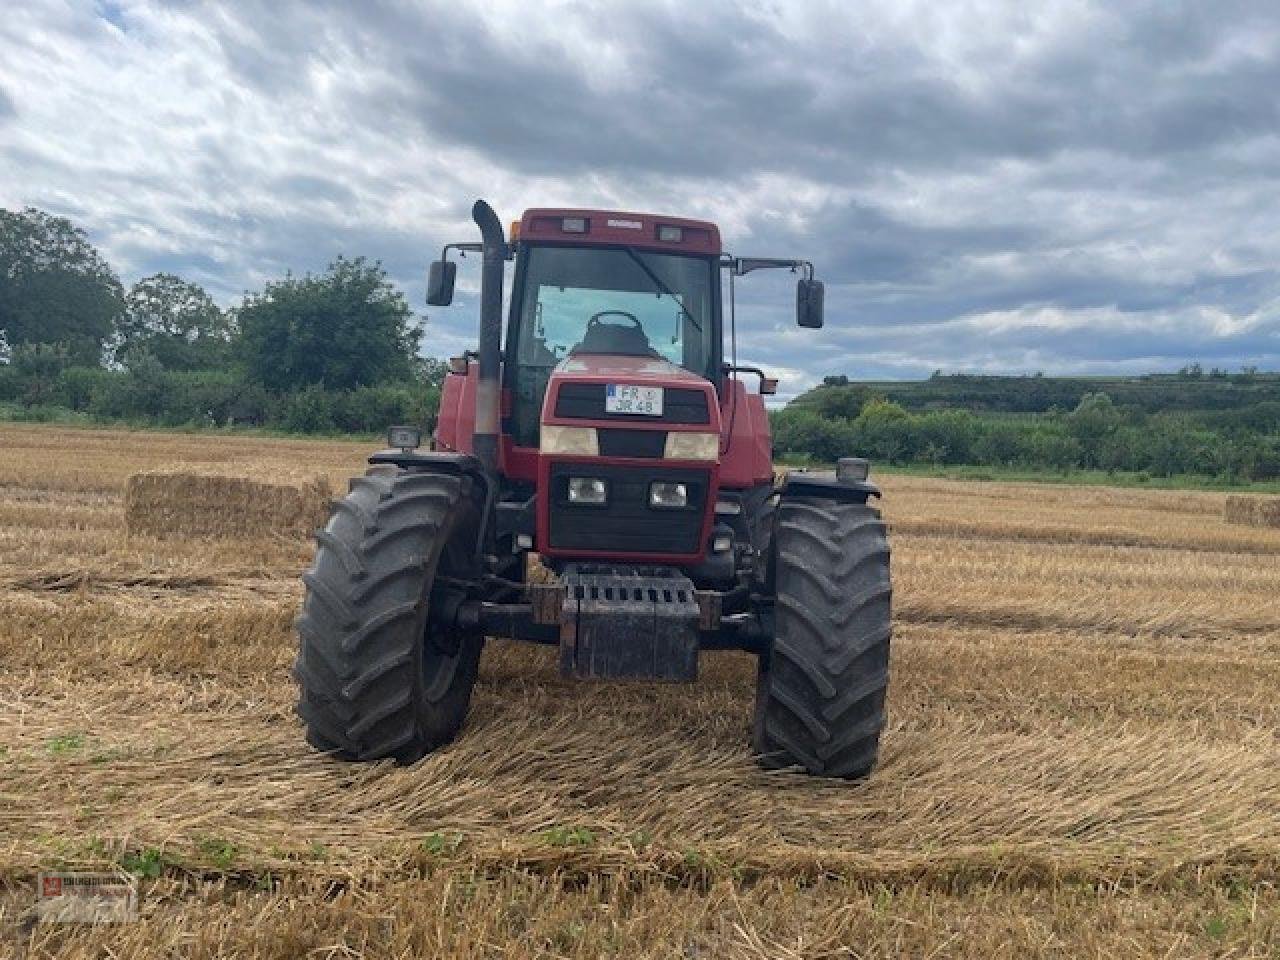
left=2, top=0, right=1279, bottom=385
left=324, top=2, right=1280, bottom=182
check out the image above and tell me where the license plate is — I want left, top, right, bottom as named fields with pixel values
left=605, top=383, right=664, bottom=416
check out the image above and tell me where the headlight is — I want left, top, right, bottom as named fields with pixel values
left=649, top=481, right=688, bottom=509
left=663, top=431, right=719, bottom=461
left=541, top=425, right=599, bottom=456
left=837, top=457, right=870, bottom=482
left=387, top=425, right=421, bottom=450
left=567, top=477, right=608, bottom=505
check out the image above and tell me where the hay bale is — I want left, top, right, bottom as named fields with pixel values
left=1224, top=494, right=1280, bottom=528
left=124, top=466, right=333, bottom=540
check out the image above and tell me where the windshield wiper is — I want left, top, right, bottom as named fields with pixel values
left=622, top=248, right=703, bottom=334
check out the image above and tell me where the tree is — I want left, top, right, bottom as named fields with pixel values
left=0, top=207, right=124, bottom=364
left=852, top=399, right=915, bottom=463
left=116, top=273, right=231, bottom=370
left=10, top=341, right=73, bottom=406
left=809, top=383, right=881, bottom=420
left=1067, top=392, right=1123, bottom=442
left=235, top=256, right=421, bottom=391
left=1067, top=392, right=1123, bottom=468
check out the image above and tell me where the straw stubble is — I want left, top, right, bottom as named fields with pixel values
left=1, top=422, right=1277, bottom=958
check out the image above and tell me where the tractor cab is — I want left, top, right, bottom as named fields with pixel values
left=429, top=207, right=825, bottom=567
left=504, top=211, right=722, bottom=452
left=433, top=209, right=723, bottom=449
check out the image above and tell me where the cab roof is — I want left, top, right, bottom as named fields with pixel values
left=516, top=208, right=721, bottom=256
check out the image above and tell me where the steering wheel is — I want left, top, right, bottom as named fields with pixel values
left=587, top=310, right=641, bottom=331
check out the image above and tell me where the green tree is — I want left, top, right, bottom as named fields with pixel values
left=771, top=408, right=856, bottom=463
left=974, top=421, right=1027, bottom=466
left=1067, top=392, right=1123, bottom=466
left=808, top=383, right=881, bottom=420
left=915, top=409, right=980, bottom=464
left=11, top=341, right=73, bottom=406
left=117, top=273, right=231, bottom=370
left=852, top=399, right=914, bottom=463
left=235, top=257, right=420, bottom=391
left=119, top=349, right=170, bottom=419
left=0, top=207, right=124, bottom=364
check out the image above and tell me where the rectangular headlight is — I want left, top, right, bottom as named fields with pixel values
left=649, top=481, right=688, bottom=509
left=663, top=431, right=719, bottom=461
left=567, top=477, right=608, bottom=505
left=837, top=457, right=870, bottom=483
left=541, top=425, right=599, bottom=456
left=387, top=425, right=421, bottom=450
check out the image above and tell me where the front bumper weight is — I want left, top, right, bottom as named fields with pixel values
left=559, top=564, right=700, bottom=681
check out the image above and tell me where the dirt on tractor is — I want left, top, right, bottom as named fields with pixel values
left=1, top=422, right=1279, bottom=958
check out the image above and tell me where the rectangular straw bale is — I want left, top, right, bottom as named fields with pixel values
left=124, top=465, right=333, bottom=540
left=1224, top=494, right=1280, bottom=528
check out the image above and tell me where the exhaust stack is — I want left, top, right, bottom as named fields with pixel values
left=471, top=199, right=505, bottom=473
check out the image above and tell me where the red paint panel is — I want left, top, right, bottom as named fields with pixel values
left=746, top=392, right=775, bottom=485
left=520, top=208, right=721, bottom=256
left=718, top=379, right=775, bottom=488
left=433, top=365, right=480, bottom=456
left=501, top=438, right=539, bottom=483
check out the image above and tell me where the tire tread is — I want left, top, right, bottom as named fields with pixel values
left=752, top=498, right=892, bottom=780
left=294, top=469, right=480, bottom=764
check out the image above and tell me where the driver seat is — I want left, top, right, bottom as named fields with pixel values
left=572, top=320, right=656, bottom=357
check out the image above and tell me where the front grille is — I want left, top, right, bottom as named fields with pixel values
left=554, top=383, right=711, bottom=424
left=547, top=462, right=708, bottom=555
left=598, top=429, right=666, bottom=458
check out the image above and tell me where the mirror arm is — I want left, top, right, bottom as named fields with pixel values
left=439, top=241, right=484, bottom=262
left=728, top=257, right=814, bottom=280
left=723, top=363, right=769, bottom=385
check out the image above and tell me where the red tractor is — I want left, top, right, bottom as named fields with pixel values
left=295, top=201, right=892, bottom=779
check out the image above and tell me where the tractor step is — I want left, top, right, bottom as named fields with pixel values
left=559, top=564, right=700, bottom=681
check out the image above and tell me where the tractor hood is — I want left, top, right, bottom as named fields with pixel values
left=535, top=352, right=723, bottom=565
left=550, top=354, right=710, bottom=386
left=540, top=354, right=722, bottom=433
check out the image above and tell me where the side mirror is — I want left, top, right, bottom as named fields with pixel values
left=796, top=278, right=824, bottom=328
left=426, top=260, right=456, bottom=306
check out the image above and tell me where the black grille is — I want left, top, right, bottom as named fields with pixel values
left=598, top=429, right=666, bottom=458
left=554, top=383, right=711, bottom=424
left=548, top=462, right=708, bottom=555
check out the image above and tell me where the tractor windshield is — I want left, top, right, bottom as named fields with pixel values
left=508, top=245, right=716, bottom=446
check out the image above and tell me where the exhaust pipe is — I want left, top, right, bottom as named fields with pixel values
left=471, top=199, right=505, bottom=473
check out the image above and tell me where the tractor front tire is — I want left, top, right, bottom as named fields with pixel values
left=294, top=468, right=483, bottom=764
left=752, top=498, right=892, bottom=779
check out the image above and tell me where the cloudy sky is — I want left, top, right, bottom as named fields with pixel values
left=2, top=0, right=1279, bottom=396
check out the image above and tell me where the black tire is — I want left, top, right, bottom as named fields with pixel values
left=294, top=468, right=483, bottom=764
left=752, top=498, right=892, bottom=779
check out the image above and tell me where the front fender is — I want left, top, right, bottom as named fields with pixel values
left=778, top=469, right=880, bottom=504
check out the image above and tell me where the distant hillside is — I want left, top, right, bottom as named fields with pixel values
left=774, top=369, right=1280, bottom=483
left=792, top=371, right=1280, bottom=415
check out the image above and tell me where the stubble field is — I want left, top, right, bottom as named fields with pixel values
left=0, top=421, right=1277, bottom=958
